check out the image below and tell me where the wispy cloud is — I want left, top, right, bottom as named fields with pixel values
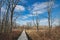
left=28, top=2, right=48, bottom=15
left=16, top=19, right=33, bottom=26
left=16, top=17, right=59, bottom=26
left=28, top=1, right=59, bottom=15
left=40, top=18, right=59, bottom=26
left=21, top=2, right=51, bottom=19
left=15, top=5, right=25, bottom=11
left=40, top=18, right=48, bottom=26
left=21, top=16, right=28, bottom=19
left=22, top=1, right=59, bottom=19
left=1, top=7, right=6, bottom=13
left=20, top=0, right=28, bottom=3
left=16, top=18, right=48, bottom=26
left=52, top=18, right=59, bottom=26
left=15, top=1, right=59, bottom=26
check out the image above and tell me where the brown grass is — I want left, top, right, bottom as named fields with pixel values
left=26, top=27, right=60, bottom=40
left=0, top=29, right=23, bottom=40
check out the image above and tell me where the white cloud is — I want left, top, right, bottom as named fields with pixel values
left=16, top=20, right=33, bottom=26
left=18, top=14, right=35, bottom=19
left=15, top=5, right=25, bottom=11
left=40, top=18, right=48, bottom=26
left=27, top=14, right=36, bottom=17
left=40, top=18, right=59, bottom=26
left=22, top=16, right=28, bottom=19
left=53, top=4, right=59, bottom=8
left=16, top=20, right=26, bottom=26
left=18, top=1, right=59, bottom=19
left=16, top=18, right=48, bottom=26
left=20, top=0, right=28, bottom=4
left=15, top=1, right=59, bottom=26
left=32, top=10, right=46, bottom=15
left=29, top=2, right=49, bottom=15
left=28, top=1, right=58, bottom=15
left=52, top=19, right=59, bottom=26
left=1, top=7, right=6, bottom=13
left=32, top=2, right=48, bottom=11
left=1, top=5, right=25, bottom=12
left=20, top=14, right=37, bottom=19
left=16, top=18, right=59, bottom=26
left=1, top=7, right=7, bottom=17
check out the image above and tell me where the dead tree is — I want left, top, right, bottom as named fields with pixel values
left=47, top=0, right=54, bottom=32
left=47, top=0, right=54, bottom=39
left=10, top=0, right=20, bottom=32
left=35, top=12, right=39, bottom=31
left=1, top=0, right=20, bottom=33
left=0, top=0, right=4, bottom=33
left=4, top=1, right=10, bottom=33
left=0, top=0, right=2, bottom=33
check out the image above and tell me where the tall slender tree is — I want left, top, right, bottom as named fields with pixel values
left=0, top=0, right=5, bottom=33
left=35, top=11, right=40, bottom=31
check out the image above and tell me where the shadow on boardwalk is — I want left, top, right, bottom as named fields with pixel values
left=25, top=32, right=32, bottom=40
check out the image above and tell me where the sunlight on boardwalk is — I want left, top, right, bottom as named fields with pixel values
left=18, top=30, right=28, bottom=40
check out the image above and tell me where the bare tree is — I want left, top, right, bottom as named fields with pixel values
left=9, top=0, right=20, bottom=32
left=32, top=13, right=36, bottom=27
left=0, top=0, right=20, bottom=33
left=47, top=0, right=54, bottom=39
left=0, top=0, right=5, bottom=33
left=35, top=12, right=40, bottom=31
left=47, top=0, right=54, bottom=31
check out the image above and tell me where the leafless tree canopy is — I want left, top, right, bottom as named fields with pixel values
left=0, top=0, right=20, bottom=33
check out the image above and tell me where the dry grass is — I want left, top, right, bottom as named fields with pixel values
left=0, top=28, right=23, bottom=40
left=26, top=27, right=60, bottom=40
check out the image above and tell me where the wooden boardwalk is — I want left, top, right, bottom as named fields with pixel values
left=18, top=30, right=28, bottom=40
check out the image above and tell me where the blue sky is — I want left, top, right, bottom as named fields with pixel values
left=1, top=0, right=60, bottom=26
left=13, top=0, right=60, bottom=26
